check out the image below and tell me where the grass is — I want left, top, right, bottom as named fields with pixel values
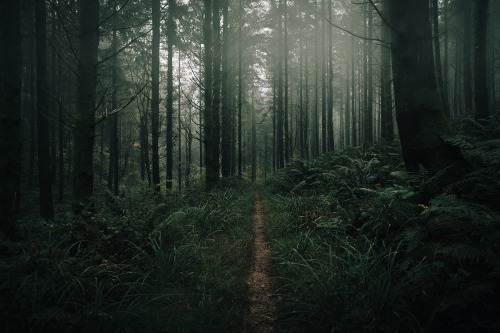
left=262, top=132, right=500, bottom=332
left=0, top=181, right=254, bottom=332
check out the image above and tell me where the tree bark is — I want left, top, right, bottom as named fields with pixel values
left=463, top=1, right=473, bottom=114
left=238, top=0, right=243, bottom=177
left=221, top=0, right=231, bottom=177
left=388, top=0, right=463, bottom=174
left=380, top=1, right=393, bottom=141
left=277, top=0, right=284, bottom=168
left=166, top=0, right=175, bottom=190
left=284, top=0, right=289, bottom=163
left=431, top=0, right=450, bottom=118
left=0, top=0, right=22, bottom=235
left=151, top=0, right=161, bottom=191
left=474, top=0, right=489, bottom=119
left=72, top=0, right=99, bottom=212
left=36, top=0, right=54, bottom=218
left=204, top=0, right=217, bottom=189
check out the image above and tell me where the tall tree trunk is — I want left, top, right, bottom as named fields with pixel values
left=463, top=1, right=473, bottom=114
left=72, top=0, right=99, bottom=212
left=380, top=1, right=393, bottom=141
left=186, top=102, right=192, bottom=188
left=0, top=0, right=22, bottom=235
left=272, top=76, right=276, bottom=171
left=321, top=0, right=327, bottom=153
left=432, top=0, right=450, bottom=117
left=284, top=0, right=289, bottom=164
left=251, top=85, right=256, bottom=182
left=443, top=0, right=450, bottom=117
left=327, top=0, right=334, bottom=151
left=204, top=0, right=216, bottom=189
left=238, top=0, right=243, bottom=178
left=304, top=38, right=309, bottom=159
left=58, top=42, right=64, bottom=201
left=221, top=0, right=231, bottom=177
left=208, top=0, right=221, bottom=187
left=36, top=0, right=54, bottom=218
left=351, top=33, right=357, bottom=146
left=166, top=0, right=175, bottom=190
left=362, top=5, right=373, bottom=144
left=388, top=0, right=463, bottom=174
left=474, top=0, right=489, bottom=119
left=178, top=49, right=182, bottom=191
left=299, top=20, right=304, bottom=157
left=151, top=0, right=161, bottom=191
left=314, top=13, right=320, bottom=157
left=108, top=26, right=119, bottom=196
left=345, top=59, right=351, bottom=146
left=277, top=0, right=284, bottom=168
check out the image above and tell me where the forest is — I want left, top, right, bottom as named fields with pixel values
left=1, top=0, right=499, bottom=331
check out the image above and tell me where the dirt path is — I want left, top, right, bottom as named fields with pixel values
left=244, top=188, right=276, bottom=332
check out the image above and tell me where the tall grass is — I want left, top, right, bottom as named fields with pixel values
left=1, top=181, right=254, bottom=332
left=263, top=134, right=500, bottom=332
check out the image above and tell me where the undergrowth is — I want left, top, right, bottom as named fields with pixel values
left=263, top=115, right=500, bottom=332
left=0, top=180, right=254, bottom=332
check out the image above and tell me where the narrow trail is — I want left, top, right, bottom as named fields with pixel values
left=244, top=188, right=276, bottom=332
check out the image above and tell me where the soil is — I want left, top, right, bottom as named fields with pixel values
left=244, top=188, right=276, bottom=332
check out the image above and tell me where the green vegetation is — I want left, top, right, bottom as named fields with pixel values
left=0, top=180, right=254, bottom=332
left=263, top=116, right=500, bottom=332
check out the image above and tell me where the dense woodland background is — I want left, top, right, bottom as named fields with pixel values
left=1, top=0, right=500, bottom=331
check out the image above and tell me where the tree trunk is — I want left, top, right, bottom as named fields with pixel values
left=251, top=86, right=256, bottom=182
left=36, top=0, right=54, bottom=218
left=178, top=49, right=182, bottom=191
left=474, top=0, right=489, bottom=119
left=166, top=0, right=175, bottom=190
left=238, top=0, right=243, bottom=178
left=151, top=0, right=161, bottom=191
left=432, top=0, right=450, bottom=118
left=204, top=0, right=217, bottom=189
left=463, top=1, right=473, bottom=114
left=351, top=33, right=357, bottom=146
left=345, top=59, right=351, bottom=146
left=210, top=0, right=221, bottom=187
left=380, top=1, right=393, bottom=141
left=108, top=26, right=119, bottom=196
left=72, top=0, right=99, bottom=212
left=388, top=0, right=463, bottom=174
left=221, top=0, right=231, bottom=177
left=0, top=0, right=22, bottom=235
left=284, top=0, right=289, bottom=164
left=327, top=0, right=334, bottom=151
left=277, top=0, right=284, bottom=168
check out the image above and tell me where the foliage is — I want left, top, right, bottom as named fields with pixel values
left=0, top=181, right=254, bottom=332
left=263, top=128, right=500, bottom=332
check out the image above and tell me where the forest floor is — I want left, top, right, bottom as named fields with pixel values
left=244, top=188, right=276, bottom=332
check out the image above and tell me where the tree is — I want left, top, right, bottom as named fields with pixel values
left=36, top=0, right=54, bottom=218
left=276, top=0, right=284, bottom=168
left=108, top=19, right=119, bottom=196
left=473, top=0, right=489, bottom=119
left=380, top=1, right=393, bottom=141
left=151, top=0, right=161, bottom=191
left=327, top=0, right=334, bottom=151
left=387, top=0, right=463, bottom=174
left=166, top=0, right=175, bottom=190
left=238, top=0, right=243, bottom=178
left=431, top=0, right=450, bottom=117
left=462, top=0, right=473, bottom=114
left=204, top=0, right=217, bottom=189
left=0, top=0, right=22, bottom=235
left=72, top=0, right=99, bottom=212
left=221, top=0, right=231, bottom=177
